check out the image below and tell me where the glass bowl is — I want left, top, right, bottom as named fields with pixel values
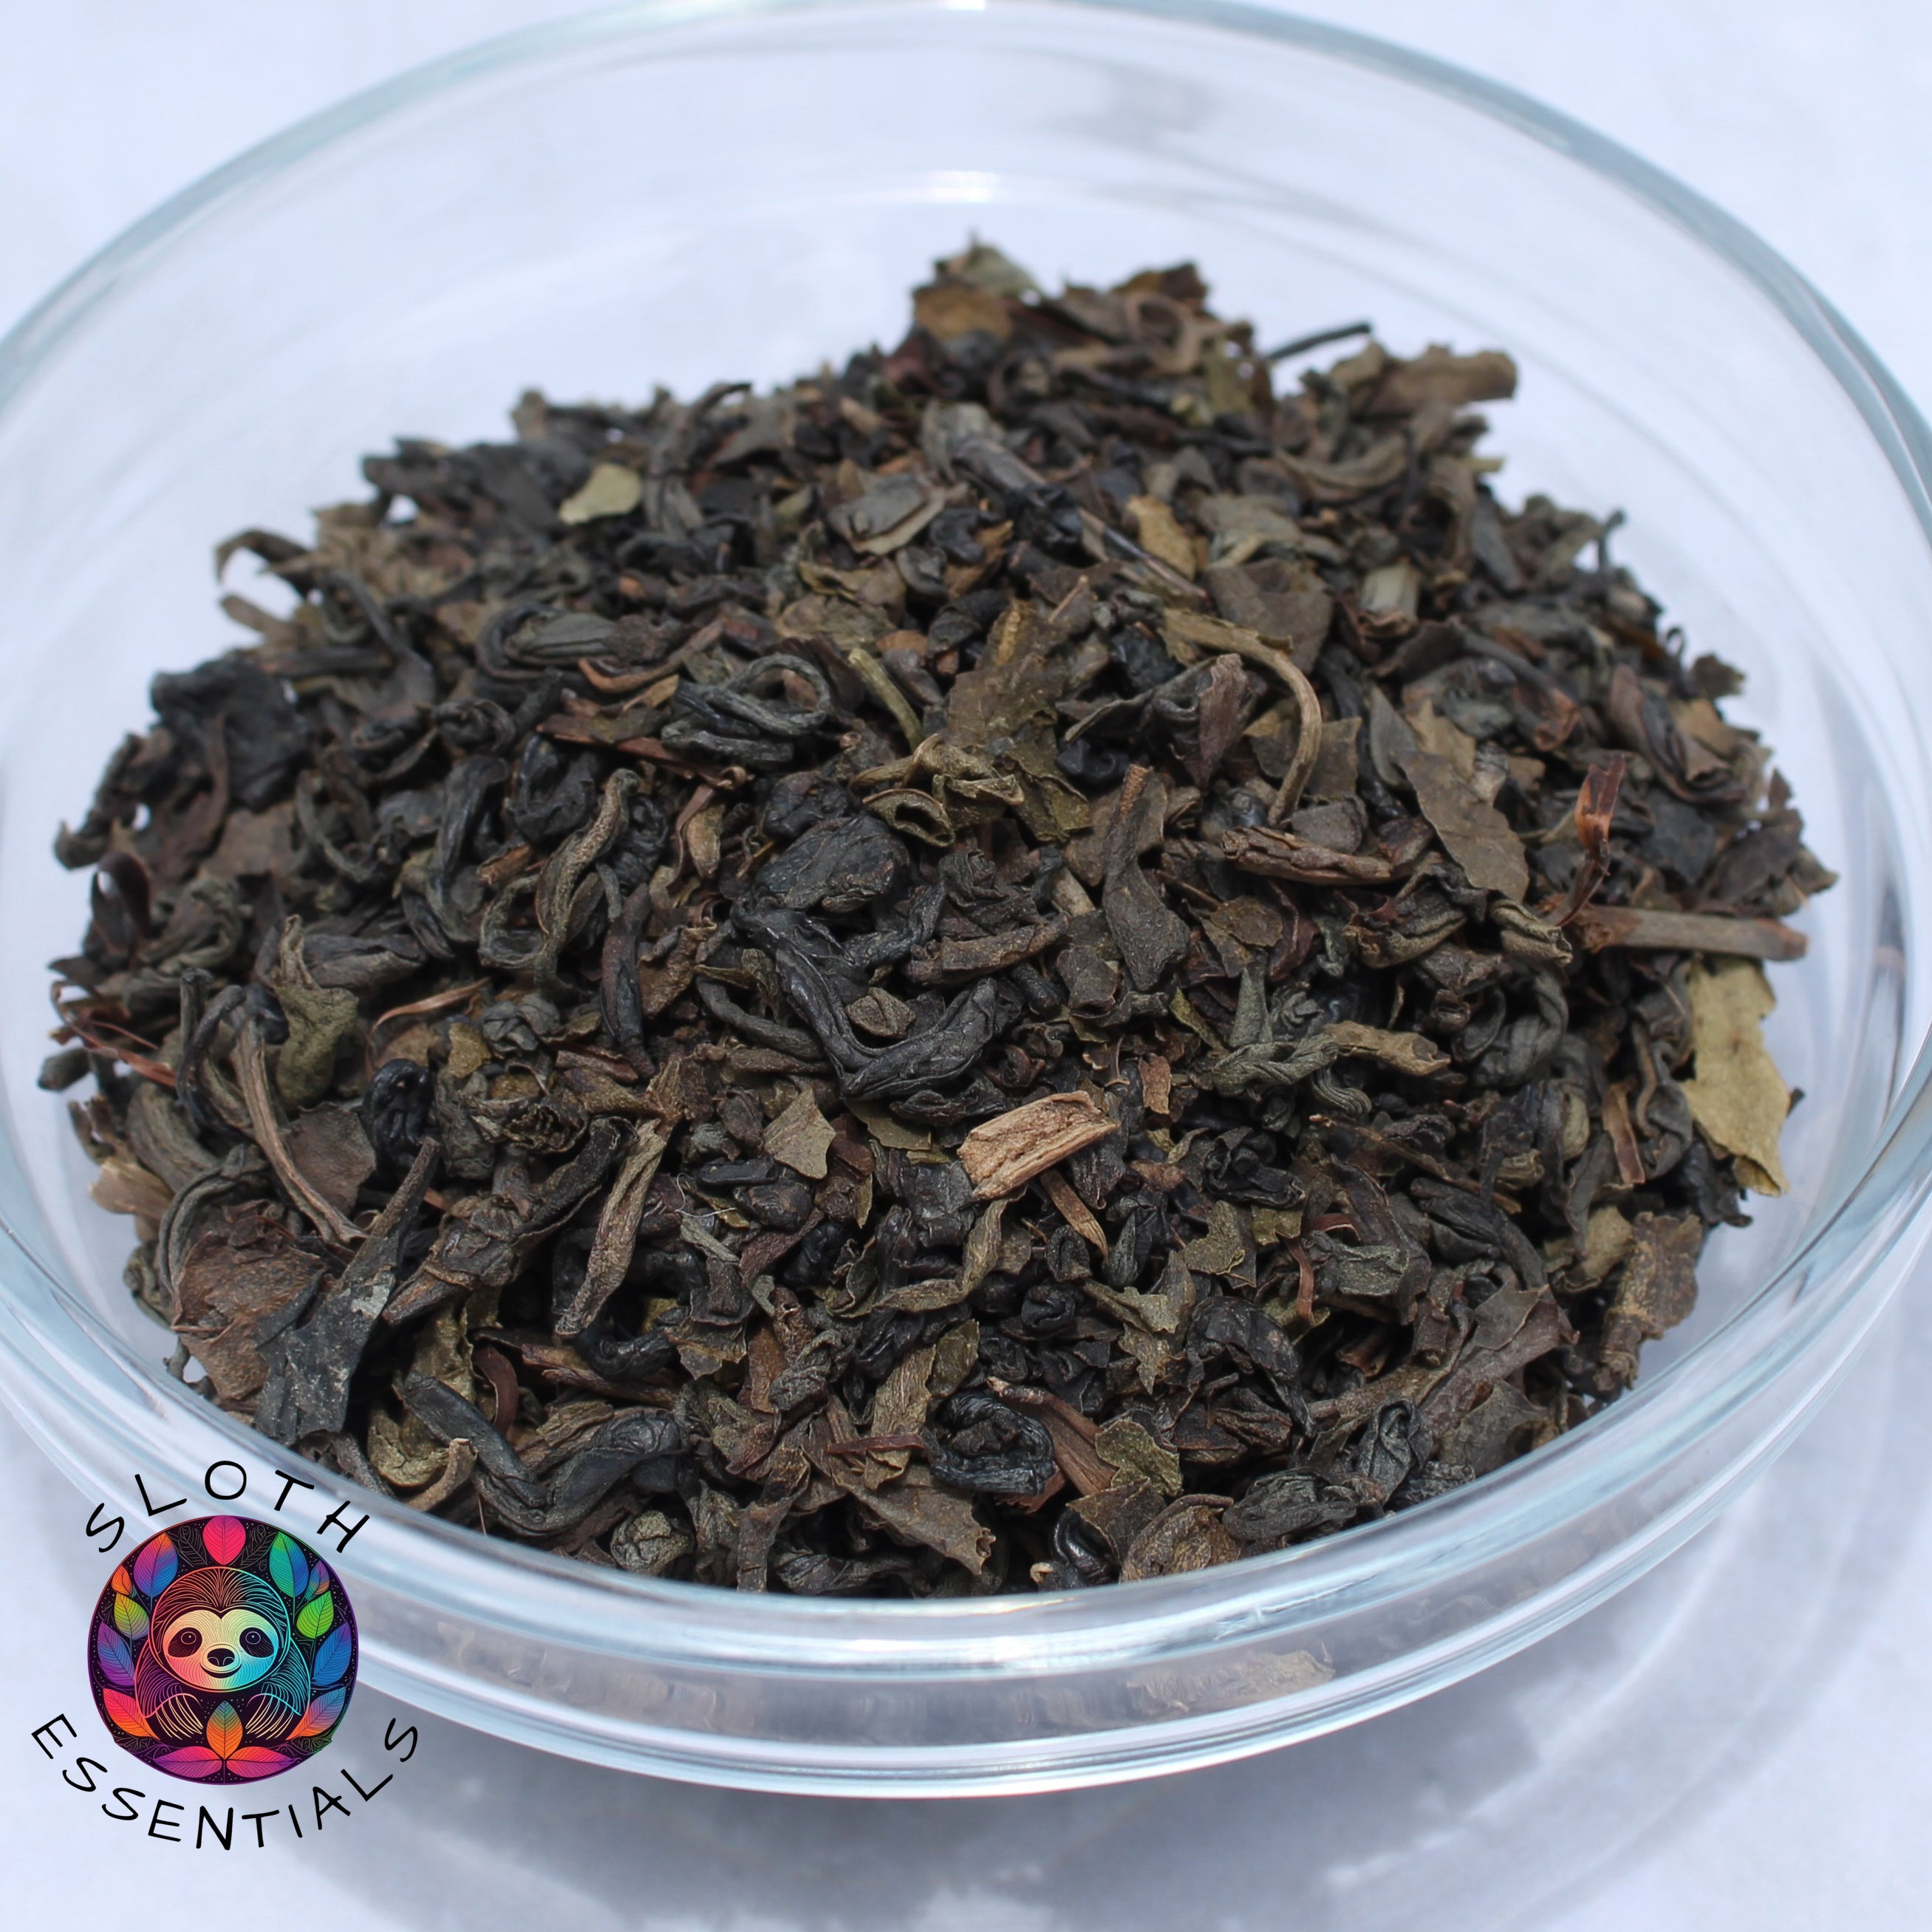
left=1, top=0, right=1930, bottom=1798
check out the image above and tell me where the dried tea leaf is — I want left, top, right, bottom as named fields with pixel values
left=283, top=1103, right=375, bottom=1216
left=1436, top=1382, right=1553, bottom=1475
left=848, top=1100, right=937, bottom=1154
left=1577, top=1206, right=1634, bottom=1285
left=1302, top=718, right=1362, bottom=802
left=830, top=1453, right=994, bottom=1574
left=557, top=1119, right=672, bottom=1335
left=1395, top=743, right=1529, bottom=900
left=862, top=1344, right=935, bottom=1484
left=1094, top=1416, right=1182, bottom=1498
left=610, top=1509, right=694, bottom=1577
left=266, top=919, right=359, bottom=1111
left=873, top=1344, right=935, bottom=1438
left=1407, top=698, right=1478, bottom=779
left=1681, top=960, right=1789, bottom=1193
left=1105, top=860, right=1189, bottom=993
left=639, top=1051, right=715, bottom=1126
left=959, top=1198, right=1009, bottom=1298
left=1069, top=1479, right=1165, bottom=1561
left=1086, top=1252, right=1195, bottom=1396
left=1120, top=1497, right=1238, bottom=1580
left=875, top=1274, right=972, bottom=1314
left=173, top=1205, right=324, bottom=1406
left=558, top=462, right=644, bottom=525
left=847, top=986, right=915, bottom=1039
left=1127, top=495, right=1197, bottom=578
left=937, top=239, right=1040, bottom=297
left=1371, top=344, right=1518, bottom=410
left=943, top=603, right=1067, bottom=752
left=763, top=1085, right=836, bottom=1180
left=930, top=1321, right=980, bottom=1402
left=89, top=1155, right=171, bottom=1226
left=1598, top=1212, right=1703, bottom=1389
left=913, top=279, right=1011, bottom=343
left=1139, top=1054, right=1173, bottom=1118
left=1321, top=1023, right=1453, bottom=1079
left=1183, top=1200, right=1251, bottom=1283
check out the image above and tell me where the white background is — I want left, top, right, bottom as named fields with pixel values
left=1, top=4, right=1928, bottom=1926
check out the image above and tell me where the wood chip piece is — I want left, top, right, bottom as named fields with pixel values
left=958, top=1090, right=1117, bottom=1198
left=1569, top=906, right=1807, bottom=961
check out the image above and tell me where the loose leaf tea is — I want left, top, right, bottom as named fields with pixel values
left=49, top=244, right=1834, bottom=1594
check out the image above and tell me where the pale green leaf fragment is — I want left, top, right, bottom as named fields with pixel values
left=559, top=462, right=644, bottom=525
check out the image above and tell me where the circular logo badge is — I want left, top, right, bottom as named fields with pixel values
left=86, top=1515, right=358, bottom=1783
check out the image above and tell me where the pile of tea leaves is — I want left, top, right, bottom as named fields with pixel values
left=50, top=245, right=1832, bottom=1593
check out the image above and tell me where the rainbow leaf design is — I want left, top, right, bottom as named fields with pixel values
left=286, top=1687, right=347, bottom=1740
left=311, top=1625, right=352, bottom=1687
left=95, top=1625, right=136, bottom=1688
left=100, top=1688, right=152, bottom=1738
left=111, top=1592, right=149, bottom=1642
left=295, top=1593, right=334, bottom=1641
left=205, top=1701, right=242, bottom=1759
left=202, top=1517, right=246, bottom=1565
left=225, top=1747, right=295, bottom=1779
left=153, top=1747, right=223, bottom=1780
left=132, top=1535, right=178, bottom=1598
left=109, top=1564, right=134, bottom=1598
left=268, top=1532, right=309, bottom=1600
left=304, top=1562, right=331, bottom=1600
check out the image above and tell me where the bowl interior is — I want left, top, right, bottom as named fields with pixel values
left=0, top=0, right=1922, bottom=1534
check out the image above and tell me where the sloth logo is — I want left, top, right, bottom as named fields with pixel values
left=87, top=1515, right=358, bottom=1783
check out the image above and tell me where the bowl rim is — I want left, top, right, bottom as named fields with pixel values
left=3, top=0, right=1931, bottom=1668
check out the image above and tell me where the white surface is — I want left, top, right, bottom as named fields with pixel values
left=1, top=3, right=1928, bottom=1925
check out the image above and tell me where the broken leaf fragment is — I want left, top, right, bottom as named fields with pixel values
left=1127, top=495, right=1197, bottom=578
left=913, top=279, right=1011, bottom=343
left=1598, top=1212, right=1701, bottom=1389
left=558, top=462, right=644, bottom=525
left=762, top=1085, right=836, bottom=1180
left=1395, top=742, right=1529, bottom=901
left=1121, top=1497, right=1238, bottom=1580
left=1682, top=959, right=1789, bottom=1193
left=1094, top=1416, right=1182, bottom=1498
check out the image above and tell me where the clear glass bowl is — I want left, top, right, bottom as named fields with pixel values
left=2, top=0, right=1930, bottom=1798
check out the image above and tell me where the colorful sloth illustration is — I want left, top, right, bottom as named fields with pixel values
left=134, top=1563, right=311, bottom=1741
left=88, top=1515, right=357, bottom=1782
